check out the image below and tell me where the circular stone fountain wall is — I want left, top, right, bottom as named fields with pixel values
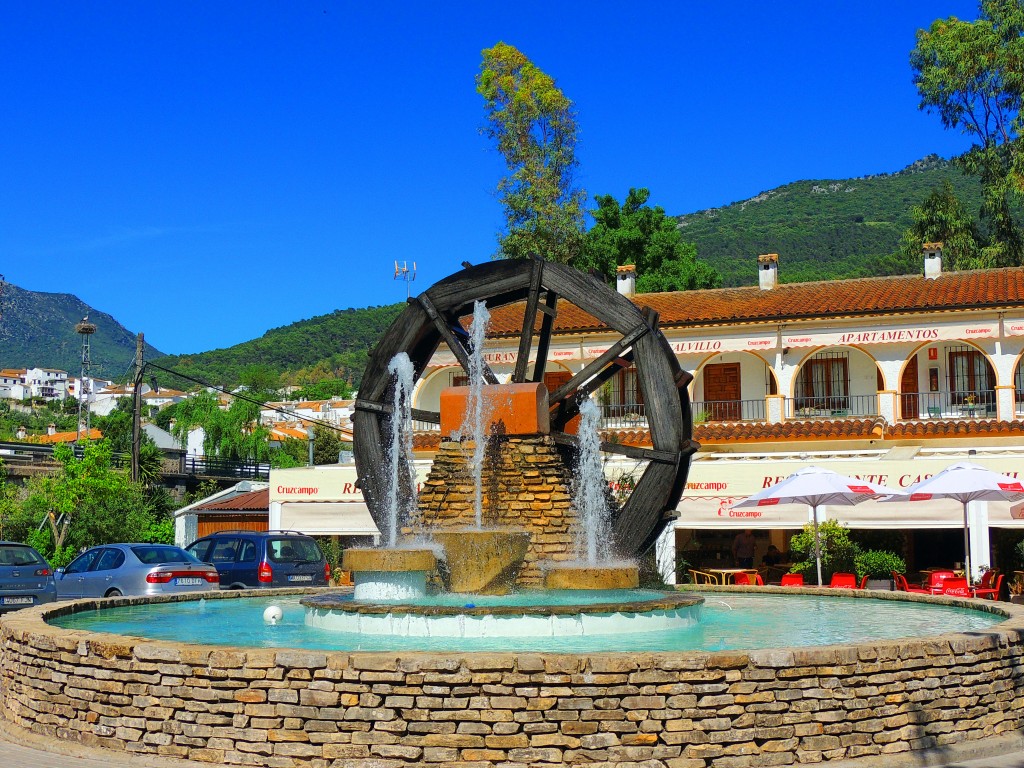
left=3, top=587, right=1024, bottom=767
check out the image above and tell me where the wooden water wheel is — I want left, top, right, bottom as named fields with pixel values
left=353, top=258, right=698, bottom=558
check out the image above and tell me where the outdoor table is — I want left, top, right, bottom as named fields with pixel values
left=707, top=568, right=759, bottom=585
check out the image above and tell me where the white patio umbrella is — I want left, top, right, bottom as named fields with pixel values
left=731, top=466, right=903, bottom=586
left=882, top=461, right=1024, bottom=582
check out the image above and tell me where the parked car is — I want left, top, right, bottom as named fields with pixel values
left=0, top=541, right=56, bottom=612
left=54, top=544, right=220, bottom=599
left=186, top=530, right=329, bottom=589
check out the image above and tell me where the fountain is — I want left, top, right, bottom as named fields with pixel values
left=9, top=260, right=1023, bottom=768
left=341, top=351, right=437, bottom=601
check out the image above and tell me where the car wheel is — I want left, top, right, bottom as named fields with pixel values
left=105, top=588, right=122, bottom=597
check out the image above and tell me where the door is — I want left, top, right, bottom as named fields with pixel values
left=702, top=363, right=741, bottom=421
left=80, top=548, right=125, bottom=597
left=900, top=356, right=919, bottom=420
left=57, top=548, right=102, bottom=599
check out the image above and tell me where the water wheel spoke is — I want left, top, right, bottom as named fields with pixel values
left=512, top=258, right=545, bottom=383
left=416, top=293, right=499, bottom=384
left=530, top=291, right=558, bottom=384
left=548, top=351, right=634, bottom=429
left=549, top=322, right=649, bottom=403
left=550, top=431, right=676, bottom=465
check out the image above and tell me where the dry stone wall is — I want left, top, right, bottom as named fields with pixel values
left=415, top=436, right=578, bottom=587
left=3, top=588, right=1024, bottom=767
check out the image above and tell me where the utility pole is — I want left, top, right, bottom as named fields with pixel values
left=131, top=333, right=144, bottom=483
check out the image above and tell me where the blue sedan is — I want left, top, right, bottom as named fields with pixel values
left=0, top=541, right=57, bottom=612
left=55, top=543, right=220, bottom=599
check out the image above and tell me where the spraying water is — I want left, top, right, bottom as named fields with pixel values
left=464, top=301, right=491, bottom=529
left=576, top=398, right=612, bottom=564
left=385, top=352, right=416, bottom=548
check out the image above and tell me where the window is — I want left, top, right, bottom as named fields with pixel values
left=64, top=549, right=101, bottom=575
left=238, top=540, right=257, bottom=563
left=94, top=549, right=125, bottom=571
left=947, top=347, right=993, bottom=404
left=795, top=352, right=849, bottom=411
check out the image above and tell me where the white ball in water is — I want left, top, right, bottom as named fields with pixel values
left=263, top=605, right=283, bottom=625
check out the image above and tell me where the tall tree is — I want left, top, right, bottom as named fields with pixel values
left=897, top=180, right=983, bottom=270
left=577, top=188, right=722, bottom=292
left=477, top=42, right=586, bottom=263
left=911, top=0, right=1024, bottom=265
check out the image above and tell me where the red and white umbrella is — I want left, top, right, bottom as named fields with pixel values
left=883, top=461, right=1024, bottom=582
left=731, top=466, right=903, bottom=586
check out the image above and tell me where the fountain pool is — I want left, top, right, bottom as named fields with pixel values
left=48, top=588, right=1001, bottom=653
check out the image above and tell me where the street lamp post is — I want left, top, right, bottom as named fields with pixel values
left=307, top=425, right=315, bottom=467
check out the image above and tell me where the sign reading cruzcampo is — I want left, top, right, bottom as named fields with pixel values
left=269, top=465, right=432, bottom=504
left=270, top=466, right=363, bottom=503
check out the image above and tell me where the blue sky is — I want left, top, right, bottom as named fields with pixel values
left=0, top=1, right=980, bottom=355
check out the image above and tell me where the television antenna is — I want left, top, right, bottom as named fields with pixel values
left=394, top=261, right=416, bottom=299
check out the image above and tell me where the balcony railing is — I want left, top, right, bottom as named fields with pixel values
left=902, top=390, right=996, bottom=420
left=598, top=403, right=648, bottom=430
left=691, top=399, right=766, bottom=423
left=786, top=394, right=878, bottom=419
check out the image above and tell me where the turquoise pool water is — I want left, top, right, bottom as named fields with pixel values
left=49, top=591, right=1003, bottom=653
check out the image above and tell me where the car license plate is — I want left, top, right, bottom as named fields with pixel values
left=288, top=575, right=313, bottom=582
left=2, top=596, right=33, bottom=605
left=175, top=577, right=203, bottom=586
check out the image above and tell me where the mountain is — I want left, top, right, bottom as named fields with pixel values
left=154, top=304, right=405, bottom=390
left=677, top=155, right=984, bottom=286
left=0, top=282, right=162, bottom=378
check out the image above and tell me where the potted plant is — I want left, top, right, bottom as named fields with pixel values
left=854, top=549, right=906, bottom=590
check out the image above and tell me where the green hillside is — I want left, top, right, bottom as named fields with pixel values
left=677, top=155, right=983, bottom=286
left=0, top=283, right=162, bottom=378
left=155, top=304, right=405, bottom=390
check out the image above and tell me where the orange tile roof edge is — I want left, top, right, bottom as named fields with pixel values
left=484, top=266, right=1024, bottom=337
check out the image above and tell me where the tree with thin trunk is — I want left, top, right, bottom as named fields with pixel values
left=477, top=42, right=586, bottom=263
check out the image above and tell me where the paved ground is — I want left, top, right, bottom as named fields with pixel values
left=2, top=721, right=1024, bottom=768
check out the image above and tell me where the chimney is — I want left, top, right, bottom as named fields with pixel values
left=616, top=264, right=636, bottom=296
left=47, top=423, right=56, bottom=436
left=758, top=253, right=779, bottom=290
left=923, top=242, right=943, bottom=279
left=15, top=425, right=26, bottom=440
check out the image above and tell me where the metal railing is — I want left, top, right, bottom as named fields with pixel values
left=598, top=403, right=648, bottom=430
left=181, top=455, right=270, bottom=480
left=786, top=394, right=878, bottom=419
left=691, top=399, right=766, bottom=423
left=901, top=390, right=996, bottom=420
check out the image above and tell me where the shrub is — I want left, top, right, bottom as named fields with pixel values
left=855, top=549, right=906, bottom=579
left=789, top=519, right=859, bottom=584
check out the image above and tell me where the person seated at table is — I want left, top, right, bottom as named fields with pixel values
left=761, top=545, right=783, bottom=567
left=732, top=529, right=756, bottom=569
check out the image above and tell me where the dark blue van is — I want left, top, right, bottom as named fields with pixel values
left=186, top=530, right=329, bottom=589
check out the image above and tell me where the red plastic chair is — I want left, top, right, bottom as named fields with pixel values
left=780, top=573, right=804, bottom=587
left=733, top=572, right=764, bottom=586
left=858, top=574, right=870, bottom=590
left=892, top=572, right=930, bottom=594
left=829, top=572, right=858, bottom=589
left=941, top=577, right=972, bottom=597
left=972, top=573, right=1003, bottom=600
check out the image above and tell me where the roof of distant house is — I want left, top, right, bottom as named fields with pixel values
left=30, top=428, right=103, bottom=444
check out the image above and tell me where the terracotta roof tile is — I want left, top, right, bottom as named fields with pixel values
left=485, top=267, right=1024, bottom=337
left=30, top=428, right=103, bottom=444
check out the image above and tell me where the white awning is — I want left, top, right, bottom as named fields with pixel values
left=278, top=502, right=380, bottom=536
